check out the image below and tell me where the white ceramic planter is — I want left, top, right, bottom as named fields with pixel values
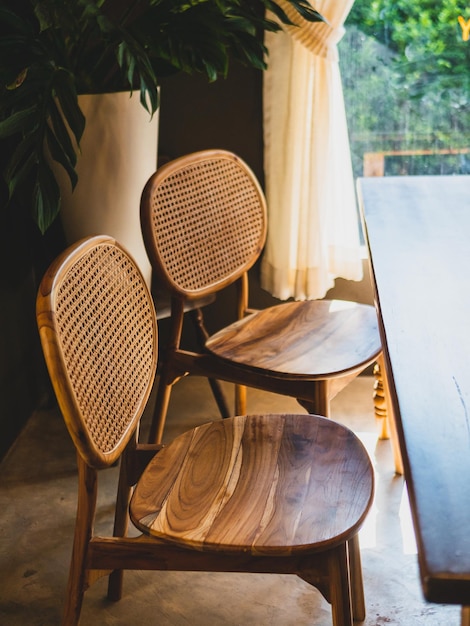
left=58, top=91, right=158, bottom=286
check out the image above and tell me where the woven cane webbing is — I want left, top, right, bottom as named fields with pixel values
left=53, top=240, right=156, bottom=459
left=147, top=152, right=266, bottom=294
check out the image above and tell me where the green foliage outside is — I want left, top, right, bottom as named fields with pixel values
left=340, top=0, right=470, bottom=177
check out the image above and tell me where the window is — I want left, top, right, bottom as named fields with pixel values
left=340, top=1, right=470, bottom=180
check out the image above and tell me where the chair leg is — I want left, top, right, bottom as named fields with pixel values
left=297, top=381, right=330, bottom=418
left=62, top=458, right=97, bottom=626
left=235, top=384, right=247, bottom=415
left=328, top=543, right=353, bottom=626
left=188, top=308, right=231, bottom=418
left=348, top=534, right=366, bottom=622
left=107, top=456, right=133, bottom=601
left=207, top=377, right=232, bottom=418
left=148, top=376, right=173, bottom=444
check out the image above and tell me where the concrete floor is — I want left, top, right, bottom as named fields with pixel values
left=0, top=375, right=462, bottom=625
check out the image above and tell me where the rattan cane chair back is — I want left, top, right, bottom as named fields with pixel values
left=141, top=149, right=266, bottom=298
left=36, top=235, right=158, bottom=469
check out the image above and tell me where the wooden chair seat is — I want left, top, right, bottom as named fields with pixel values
left=36, top=236, right=375, bottom=626
left=131, top=413, right=373, bottom=555
left=206, top=299, right=379, bottom=378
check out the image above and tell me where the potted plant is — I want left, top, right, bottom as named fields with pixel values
left=0, top=0, right=323, bottom=238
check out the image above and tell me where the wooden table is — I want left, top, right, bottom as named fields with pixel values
left=357, top=175, right=470, bottom=624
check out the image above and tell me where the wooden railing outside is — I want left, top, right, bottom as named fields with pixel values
left=363, top=148, right=470, bottom=177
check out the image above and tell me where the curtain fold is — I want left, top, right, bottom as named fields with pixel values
left=261, top=0, right=361, bottom=301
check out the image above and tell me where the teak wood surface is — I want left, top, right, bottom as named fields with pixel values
left=206, top=299, right=380, bottom=379
left=358, top=175, right=470, bottom=611
left=131, top=413, right=374, bottom=555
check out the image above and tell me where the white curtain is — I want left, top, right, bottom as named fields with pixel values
left=261, top=0, right=362, bottom=301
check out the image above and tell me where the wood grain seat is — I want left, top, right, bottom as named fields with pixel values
left=140, top=149, right=382, bottom=444
left=36, top=236, right=375, bottom=626
left=131, top=413, right=374, bottom=556
left=206, top=299, right=379, bottom=379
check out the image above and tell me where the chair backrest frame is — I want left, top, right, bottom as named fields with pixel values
left=36, top=235, right=158, bottom=469
left=140, top=149, right=267, bottom=300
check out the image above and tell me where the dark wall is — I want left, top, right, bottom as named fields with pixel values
left=0, top=267, right=38, bottom=459
left=158, top=63, right=265, bottom=183
left=0, top=213, right=65, bottom=460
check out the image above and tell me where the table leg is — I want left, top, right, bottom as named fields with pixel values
left=462, top=606, right=470, bottom=626
left=377, top=354, right=404, bottom=476
left=373, top=361, right=389, bottom=439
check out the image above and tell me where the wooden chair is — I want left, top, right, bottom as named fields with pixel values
left=140, top=149, right=383, bottom=443
left=36, top=235, right=374, bottom=626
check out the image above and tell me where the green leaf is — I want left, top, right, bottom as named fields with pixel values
left=34, top=2, right=54, bottom=32
left=0, top=7, right=33, bottom=35
left=0, top=106, right=37, bottom=138
left=263, top=1, right=298, bottom=27
left=53, top=70, right=85, bottom=146
left=138, top=76, right=159, bottom=115
left=5, top=132, right=37, bottom=182
left=33, top=162, right=61, bottom=234
left=285, top=0, right=325, bottom=23
left=6, top=148, right=37, bottom=200
left=45, top=123, right=78, bottom=190
left=48, top=97, right=78, bottom=169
